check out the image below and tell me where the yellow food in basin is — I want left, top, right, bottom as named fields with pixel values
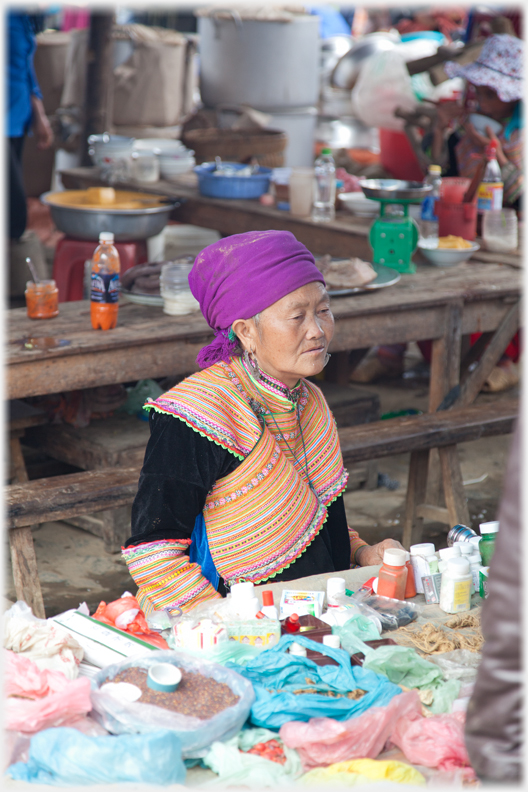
left=45, top=189, right=167, bottom=211
left=437, top=235, right=473, bottom=249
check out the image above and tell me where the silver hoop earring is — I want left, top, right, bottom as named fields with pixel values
left=243, top=348, right=262, bottom=381
left=324, top=352, right=331, bottom=367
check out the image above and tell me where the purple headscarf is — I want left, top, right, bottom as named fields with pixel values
left=189, top=230, right=325, bottom=369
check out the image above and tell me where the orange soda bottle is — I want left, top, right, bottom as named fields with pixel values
left=90, top=232, right=120, bottom=330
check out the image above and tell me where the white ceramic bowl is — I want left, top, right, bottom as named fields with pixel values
left=159, top=155, right=196, bottom=180
left=418, top=239, right=480, bottom=267
left=338, top=191, right=379, bottom=217
left=88, top=135, right=134, bottom=167
left=133, top=138, right=186, bottom=155
left=468, top=114, right=502, bottom=136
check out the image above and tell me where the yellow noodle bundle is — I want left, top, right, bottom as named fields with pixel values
left=437, top=235, right=473, bottom=249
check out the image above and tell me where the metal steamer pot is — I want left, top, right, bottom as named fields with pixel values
left=198, top=13, right=319, bottom=109
left=41, top=192, right=176, bottom=242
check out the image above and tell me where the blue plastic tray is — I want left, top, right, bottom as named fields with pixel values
left=195, top=163, right=271, bottom=199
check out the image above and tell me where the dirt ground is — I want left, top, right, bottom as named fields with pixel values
left=5, top=344, right=519, bottom=617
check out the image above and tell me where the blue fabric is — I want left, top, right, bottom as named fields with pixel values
left=189, top=512, right=220, bottom=590
left=231, top=634, right=402, bottom=730
left=308, top=6, right=350, bottom=38
left=6, top=727, right=186, bottom=785
left=7, top=12, right=43, bottom=137
left=503, top=101, right=523, bottom=141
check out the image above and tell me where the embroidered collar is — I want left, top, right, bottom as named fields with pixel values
left=241, top=354, right=303, bottom=406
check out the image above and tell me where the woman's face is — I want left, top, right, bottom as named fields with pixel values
left=473, top=84, right=517, bottom=121
left=233, top=281, right=334, bottom=388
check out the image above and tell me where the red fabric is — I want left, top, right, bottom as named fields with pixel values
left=417, top=333, right=520, bottom=364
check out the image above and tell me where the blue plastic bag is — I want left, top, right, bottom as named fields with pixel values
left=90, top=649, right=255, bottom=758
left=232, top=634, right=402, bottom=729
left=6, top=727, right=186, bottom=785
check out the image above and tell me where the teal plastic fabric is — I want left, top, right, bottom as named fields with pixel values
left=231, top=634, right=402, bottom=729
left=6, top=727, right=186, bottom=785
left=333, top=614, right=381, bottom=655
left=202, top=727, right=302, bottom=787
left=363, top=645, right=443, bottom=690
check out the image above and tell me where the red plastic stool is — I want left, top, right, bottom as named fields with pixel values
left=52, top=236, right=148, bottom=302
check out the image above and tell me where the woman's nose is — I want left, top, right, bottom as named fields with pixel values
left=306, top=312, right=325, bottom=338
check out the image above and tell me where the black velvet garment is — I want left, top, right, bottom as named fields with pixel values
left=126, top=410, right=351, bottom=593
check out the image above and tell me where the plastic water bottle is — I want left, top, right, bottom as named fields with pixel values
left=420, top=164, right=442, bottom=242
left=90, top=232, right=120, bottom=330
left=312, top=147, right=336, bottom=222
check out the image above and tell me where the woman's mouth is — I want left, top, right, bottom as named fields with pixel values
left=302, top=346, right=325, bottom=355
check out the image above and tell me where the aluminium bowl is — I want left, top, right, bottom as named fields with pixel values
left=41, top=191, right=176, bottom=242
left=418, top=239, right=480, bottom=267
left=360, top=179, right=432, bottom=202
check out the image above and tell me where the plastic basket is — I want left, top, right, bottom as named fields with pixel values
left=183, top=127, right=287, bottom=167
left=195, top=163, right=272, bottom=199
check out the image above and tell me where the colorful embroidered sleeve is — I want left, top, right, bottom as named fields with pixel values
left=122, top=539, right=221, bottom=615
left=348, top=526, right=369, bottom=568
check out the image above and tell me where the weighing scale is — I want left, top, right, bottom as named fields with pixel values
left=360, top=180, right=432, bottom=274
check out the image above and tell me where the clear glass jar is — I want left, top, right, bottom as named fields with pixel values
left=25, top=280, right=59, bottom=319
left=160, top=260, right=199, bottom=316
left=482, top=208, right=518, bottom=253
left=131, top=150, right=160, bottom=183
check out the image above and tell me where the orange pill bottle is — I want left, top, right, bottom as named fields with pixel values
left=377, top=548, right=408, bottom=601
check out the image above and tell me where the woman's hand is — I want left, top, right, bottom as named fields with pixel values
left=461, top=120, right=508, bottom=166
left=355, top=538, right=405, bottom=567
left=31, top=96, right=54, bottom=150
left=435, top=100, right=463, bottom=130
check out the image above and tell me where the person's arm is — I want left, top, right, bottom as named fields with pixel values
left=122, top=411, right=238, bottom=613
left=30, top=95, right=53, bottom=150
left=354, top=537, right=405, bottom=567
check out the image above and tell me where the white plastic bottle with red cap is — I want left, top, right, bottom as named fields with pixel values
left=260, top=590, right=278, bottom=620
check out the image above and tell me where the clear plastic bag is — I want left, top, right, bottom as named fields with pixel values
left=4, top=650, right=92, bottom=734
left=351, top=50, right=417, bottom=131
left=6, top=726, right=186, bottom=785
left=279, top=689, right=421, bottom=770
left=90, top=649, right=255, bottom=758
left=235, top=634, right=402, bottom=730
left=427, top=649, right=482, bottom=682
left=350, top=591, right=419, bottom=631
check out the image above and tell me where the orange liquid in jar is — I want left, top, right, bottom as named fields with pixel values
left=25, top=280, right=59, bottom=319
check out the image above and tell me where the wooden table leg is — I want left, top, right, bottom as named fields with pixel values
left=8, top=433, right=46, bottom=618
left=402, top=448, right=430, bottom=549
left=439, top=444, right=471, bottom=527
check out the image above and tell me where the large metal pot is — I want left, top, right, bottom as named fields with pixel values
left=331, top=32, right=400, bottom=90
left=41, top=192, right=176, bottom=241
left=198, top=13, right=319, bottom=109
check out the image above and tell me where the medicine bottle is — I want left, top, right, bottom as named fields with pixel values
left=468, top=553, right=482, bottom=594
left=479, top=521, right=499, bottom=566
left=260, top=590, right=278, bottom=620
left=439, top=557, right=472, bottom=614
left=377, top=548, right=408, bottom=601
left=327, top=576, right=346, bottom=607
left=438, top=545, right=461, bottom=574
left=283, top=613, right=300, bottom=633
left=409, top=543, right=436, bottom=593
left=289, top=641, right=306, bottom=657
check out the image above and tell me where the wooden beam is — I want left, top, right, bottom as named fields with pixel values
left=81, top=12, right=115, bottom=165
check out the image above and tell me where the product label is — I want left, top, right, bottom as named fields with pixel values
left=91, top=271, right=119, bottom=303
left=422, top=573, right=442, bottom=604
left=452, top=579, right=471, bottom=610
left=477, top=183, right=503, bottom=211
left=420, top=195, right=438, bottom=221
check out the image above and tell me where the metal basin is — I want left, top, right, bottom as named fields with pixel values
left=360, top=179, right=432, bottom=202
left=41, top=192, right=176, bottom=241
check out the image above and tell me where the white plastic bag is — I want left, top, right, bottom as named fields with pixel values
left=90, top=649, right=255, bottom=757
left=4, top=601, right=84, bottom=679
left=351, top=50, right=417, bottom=131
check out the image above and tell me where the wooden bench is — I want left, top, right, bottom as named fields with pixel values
left=6, top=398, right=517, bottom=615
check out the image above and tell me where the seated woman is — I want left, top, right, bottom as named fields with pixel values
left=123, top=230, right=403, bottom=614
left=352, top=33, right=522, bottom=391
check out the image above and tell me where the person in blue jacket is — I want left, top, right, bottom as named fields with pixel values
left=7, top=10, right=53, bottom=240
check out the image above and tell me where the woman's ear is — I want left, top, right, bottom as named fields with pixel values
left=231, top=318, right=256, bottom=352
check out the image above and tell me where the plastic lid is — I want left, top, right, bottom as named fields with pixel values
left=468, top=553, right=482, bottom=564
left=321, top=147, right=332, bottom=155
left=327, top=577, right=346, bottom=595
left=99, top=232, right=114, bottom=243
left=410, top=543, right=436, bottom=556
left=454, top=542, right=473, bottom=556
left=469, top=536, right=481, bottom=545
left=323, top=634, right=340, bottom=649
left=404, top=551, right=410, bottom=562
left=230, top=581, right=254, bottom=600
left=262, top=590, right=274, bottom=607
left=382, top=548, right=407, bottom=567
left=288, top=613, right=299, bottom=624
left=429, top=164, right=441, bottom=172
left=289, top=641, right=307, bottom=657
left=480, top=521, right=499, bottom=534
left=439, top=546, right=461, bottom=560
left=447, top=557, right=470, bottom=577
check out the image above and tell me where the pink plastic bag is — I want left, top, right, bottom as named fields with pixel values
left=280, top=690, right=422, bottom=770
left=93, top=595, right=169, bottom=649
left=4, top=650, right=92, bottom=733
left=390, top=709, right=476, bottom=779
